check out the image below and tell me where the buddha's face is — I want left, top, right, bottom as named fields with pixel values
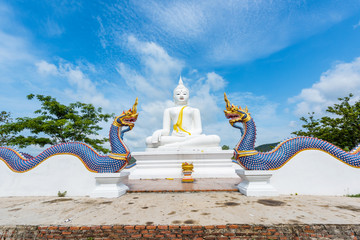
left=174, top=88, right=189, bottom=105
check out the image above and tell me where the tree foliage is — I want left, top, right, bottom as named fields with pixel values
left=0, top=111, right=13, bottom=146
left=292, top=94, right=360, bottom=150
left=221, top=145, right=230, bottom=150
left=0, top=94, right=114, bottom=153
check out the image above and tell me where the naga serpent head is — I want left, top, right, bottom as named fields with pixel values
left=224, top=93, right=251, bottom=126
left=113, top=98, right=139, bottom=129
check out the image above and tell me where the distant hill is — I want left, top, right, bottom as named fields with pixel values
left=255, top=142, right=280, bottom=152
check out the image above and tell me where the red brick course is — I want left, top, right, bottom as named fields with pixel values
left=0, top=224, right=359, bottom=239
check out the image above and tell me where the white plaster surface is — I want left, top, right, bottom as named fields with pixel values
left=271, top=150, right=360, bottom=195
left=0, top=155, right=100, bottom=197
left=130, top=150, right=239, bottom=179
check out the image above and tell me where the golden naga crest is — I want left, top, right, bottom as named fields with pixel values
left=223, top=93, right=251, bottom=125
left=113, top=98, right=139, bottom=129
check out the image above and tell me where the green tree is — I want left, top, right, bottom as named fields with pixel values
left=1, top=94, right=114, bottom=153
left=292, top=94, right=360, bottom=150
left=222, top=145, right=230, bottom=150
left=0, top=111, right=13, bottom=146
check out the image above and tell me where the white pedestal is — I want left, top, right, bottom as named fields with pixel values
left=236, top=169, right=278, bottom=196
left=129, top=150, right=239, bottom=179
left=90, top=172, right=129, bottom=198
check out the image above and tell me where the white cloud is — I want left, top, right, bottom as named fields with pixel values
left=0, top=31, right=33, bottom=64
left=117, top=35, right=184, bottom=99
left=354, top=20, right=360, bottom=29
left=43, top=18, right=64, bottom=37
left=36, top=60, right=59, bottom=76
left=206, top=72, right=226, bottom=91
left=103, top=1, right=360, bottom=66
left=35, top=60, right=110, bottom=108
left=290, top=57, right=360, bottom=116
left=117, top=62, right=164, bottom=98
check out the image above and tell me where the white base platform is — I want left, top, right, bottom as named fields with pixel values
left=236, top=169, right=278, bottom=196
left=129, top=150, right=239, bottom=179
left=90, top=172, right=129, bottom=198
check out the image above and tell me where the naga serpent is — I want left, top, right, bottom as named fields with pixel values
left=0, top=98, right=139, bottom=173
left=224, top=93, right=360, bottom=170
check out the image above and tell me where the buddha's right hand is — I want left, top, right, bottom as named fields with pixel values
left=151, top=130, right=163, bottom=144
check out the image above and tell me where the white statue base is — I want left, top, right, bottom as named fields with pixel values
left=129, top=150, right=239, bottom=179
left=236, top=169, right=278, bottom=196
left=90, top=172, right=129, bottom=198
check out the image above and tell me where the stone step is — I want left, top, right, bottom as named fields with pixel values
left=135, top=163, right=234, bottom=169
left=135, top=159, right=232, bottom=165
left=129, top=150, right=238, bottom=179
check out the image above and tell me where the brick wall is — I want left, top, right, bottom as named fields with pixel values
left=0, top=224, right=359, bottom=239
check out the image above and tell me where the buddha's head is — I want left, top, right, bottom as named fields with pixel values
left=173, top=76, right=189, bottom=106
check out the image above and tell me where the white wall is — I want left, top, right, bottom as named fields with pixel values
left=271, top=150, right=360, bottom=195
left=1, top=150, right=360, bottom=196
left=0, top=155, right=98, bottom=197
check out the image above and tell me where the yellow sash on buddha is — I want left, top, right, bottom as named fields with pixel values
left=173, top=106, right=191, bottom=135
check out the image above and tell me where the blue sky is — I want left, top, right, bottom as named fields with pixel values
left=1, top=0, right=360, bottom=153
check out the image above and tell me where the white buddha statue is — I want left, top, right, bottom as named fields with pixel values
left=146, top=77, right=221, bottom=150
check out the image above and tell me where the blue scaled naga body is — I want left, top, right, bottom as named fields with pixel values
left=0, top=98, right=139, bottom=173
left=223, top=93, right=360, bottom=170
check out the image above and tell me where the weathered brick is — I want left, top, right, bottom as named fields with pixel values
left=131, top=234, right=142, bottom=238
left=224, top=232, right=235, bottom=236
left=229, top=225, right=239, bottom=229
left=169, top=225, right=179, bottom=229
left=124, top=225, right=134, bottom=230
left=181, top=226, right=192, bottom=230
left=205, top=225, right=215, bottom=229
left=135, top=225, right=146, bottom=230
left=218, top=237, right=228, bottom=240
left=80, top=226, right=91, bottom=230
left=58, top=227, right=68, bottom=231
left=216, top=225, right=227, bottom=229
left=146, top=226, right=156, bottom=230
left=157, top=225, right=168, bottom=230
left=253, top=226, right=263, bottom=230
left=191, top=225, right=202, bottom=229
left=101, top=225, right=112, bottom=230
left=142, top=234, right=154, bottom=238
left=61, top=231, right=72, bottom=235
left=69, top=226, right=80, bottom=231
